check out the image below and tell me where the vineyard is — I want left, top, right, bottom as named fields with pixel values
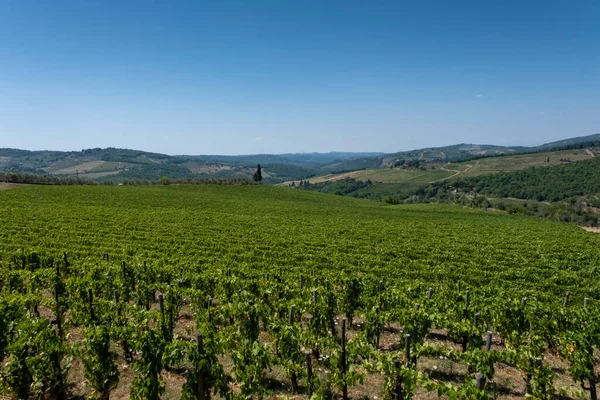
left=1, top=185, right=600, bottom=399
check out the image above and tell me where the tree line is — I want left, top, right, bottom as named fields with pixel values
left=0, top=171, right=254, bottom=187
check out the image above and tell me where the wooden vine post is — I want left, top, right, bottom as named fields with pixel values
left=461, top=291, right=470, bottom=352
left=159, top=293, right=165, bottom=328
left=54, top=262, right=63, bottom=340
left=305, top=351, right=313, bottom=395
left=405, top=334, right=412, bottom=366
left=393, top=359, right=403, bottom=400
left=88, top=288, right=95, bottom=323
left=341, top=318, right=348, bottom=400
left=197, top=333, right=206, bottom=400
left=375, top=305, right=381, bottom=348
left=525, top=359, right=532, bottom=395
left=476, top=372, right=485, bottom=390
left=476, top=331, right=493, bottom=391
left=54, top=282, right=62, bottom=340
left=289, top=304, right=295, bottom=325
left=115, top=289, right=133, bottom=363
left=325, top=279, right=336, bottom=336
left=288, top=304, right=299, bottom=392
left=535, top=358, right=546, bottom=395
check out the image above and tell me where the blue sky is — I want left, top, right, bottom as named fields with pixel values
left=0, top=1, right=598, bottom=155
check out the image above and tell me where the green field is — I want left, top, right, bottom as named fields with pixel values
left=2, top=184, right=597, bottom=292
left=293, top=168, right=454, bottom=192
left=453, top=149, right=593, bottom=178
left=1, top=185, right=600, bottom=399
left=45, top=160, right=137, bottom=177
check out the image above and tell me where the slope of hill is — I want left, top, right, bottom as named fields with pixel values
left=1, top=184, right=598, bottom=298
left=288, top=147, right=597, bottom=197
left=380, top=143, right=526, bottom=165
left=436, top=156, right=600, bottom=202
left=0, top=147, right=380, bottom=183
left=539, top=133, right=600, bottom=149
left=1, top=133, right=598, bottom=184
left=191, top=152, right=385, bottom=168
left=379, top=133, right=600, bottom=165
left=386, top=155, right=600, bottom=227
left=0, top=147, right=325, bottom=183
left=3, top=184, right=600, bottom=397
left=2, top=183, right=600, bottom=397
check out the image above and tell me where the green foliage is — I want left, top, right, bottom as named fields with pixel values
left=558, top=307, right=600, bottom=397
left=79, top=325, right=120, bottom=400
left=295, top=177, right=373, bottom=196
left=130, top=327, right=166, bottom=400
left=451, top=157, right=600, bottom=202
left=1, top=185, right=600, bottom=398
left=0, top=170, right=99, bottom=185
left=260, top=163, right=316, bottom=182
left=252, top=164, right=263, bottom=182
left=1, top=317, right=70, bottom=400
left=341, top=275, right=362, bottom=325
left=272, top=323, right=305, bottom=391
left=319, top=156, right=383, bottom=174
left=163, top=333, right=227, bottom=400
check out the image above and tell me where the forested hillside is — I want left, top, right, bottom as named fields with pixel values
left=0, top=148, right=362, bottom=183
left=2, top=133, right=599, bottom=184
left=427, top=157, right=600, bottom=202
left=382, top=157, right=600, bottom=227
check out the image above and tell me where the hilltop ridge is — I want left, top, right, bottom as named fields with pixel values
left=0, top=133, right=598, bottom=183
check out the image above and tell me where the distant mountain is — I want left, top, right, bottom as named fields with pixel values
left=379, top=134, right=600, bottom=166
left=0, top=147, right=383, bottom=183
left=380, top=143, right=525, bottom=166
left=187, top=152, right=385, bottom=168
left=0, top=133, right=597, bottom=183
left=538, top=133, right=600, bottom=149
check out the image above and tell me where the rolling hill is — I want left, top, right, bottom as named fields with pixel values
left=287, top=147, right=598, bottom=198
left=0, top=133, right=598, bottom=184
left=2, top=183, right=600, bottom=397
left=0, top=147, right=383, bottom=184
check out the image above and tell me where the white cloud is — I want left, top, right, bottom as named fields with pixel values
left=540, top=112, right=545, bottom=115
left=254, top=136, right=265, bottom=141
left=475, top=94, right=483, bottom=98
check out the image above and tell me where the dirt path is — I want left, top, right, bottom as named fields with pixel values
left=585, top=148, right=595, bottom=157
left=0, top=182, right=25, bottom=190
left=581, top=226, right=600, bottom=233
left=430, top=160, right=478, bottom=183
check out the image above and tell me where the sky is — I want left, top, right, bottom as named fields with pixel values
left=0, top=1, right=598, bottom=155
